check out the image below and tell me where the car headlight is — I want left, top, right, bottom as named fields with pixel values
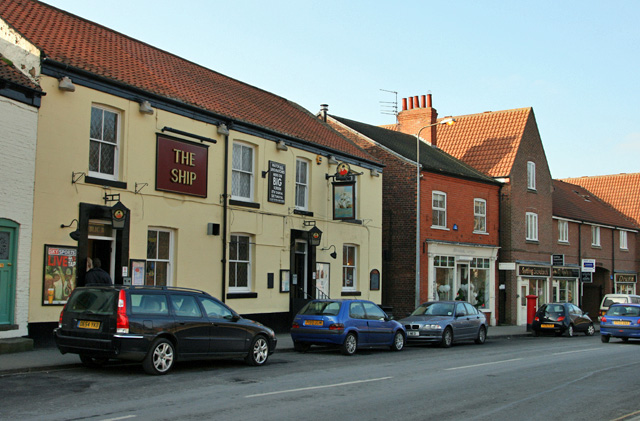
left=422, top=324, right=442, bottom=330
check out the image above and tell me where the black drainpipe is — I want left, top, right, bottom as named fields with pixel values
left=221, top=125, right=231, bottom=302
left=611, top=228, right=615, bottom=294
left=578, top=222, right=582, bottom=307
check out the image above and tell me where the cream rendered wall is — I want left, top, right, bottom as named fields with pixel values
left=0, top=96, right=37, bottom=338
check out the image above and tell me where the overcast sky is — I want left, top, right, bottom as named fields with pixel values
left=43, top=0, right=640, bottom=179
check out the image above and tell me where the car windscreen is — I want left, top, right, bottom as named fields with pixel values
left=544, top=304, right=565, bottom=315
left=607, top=306, right=640, bottom=317
left=604, top=298, right=627, bottom=307
left=299, top=301, right=341, bottom=316
left=66, top=289, right=116, bottom=315
left=412, top=302, right=455, bottom=316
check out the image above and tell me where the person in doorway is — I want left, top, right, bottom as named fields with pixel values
left=85, top=257, right=113, bottom=286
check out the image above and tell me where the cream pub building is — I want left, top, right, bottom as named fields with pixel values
left=0, top=0, right=384, bottom=340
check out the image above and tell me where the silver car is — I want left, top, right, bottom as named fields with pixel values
left=400, top=301, right=488, bottom=348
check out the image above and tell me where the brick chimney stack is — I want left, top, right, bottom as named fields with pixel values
left=397, top=93, right=439, bottom=147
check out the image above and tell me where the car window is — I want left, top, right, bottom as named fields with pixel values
left=464, top=303, right=477, bottom=315
left=610, top=306, right=640, bottom=317
left=632, top=298, right=640, bottom=304
left=131, top=293, right=169, bottom=315
left=419, top=302, right=454, bottom=316
left=67, top=289, right=116, bottom=315
left=363, top=302, right=386, bottom=320
left=456, top=303, right=467, bottom=317
left=199, top=297, right=233, bottom=319
left=171, top=295, right=203, bottom=318
left=299, top=301, right=342, bottom=316
left=349, top=302, right=366, bottom=319
left=546, top=304, right=564, bottom=314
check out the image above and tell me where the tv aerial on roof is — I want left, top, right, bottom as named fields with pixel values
left=379, top=88, right=398, bottom=118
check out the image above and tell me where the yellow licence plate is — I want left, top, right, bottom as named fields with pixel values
left=541, top=324, right=555, bottom=328
left=78, top=320, right=101, bottom=329
left=304, top=320, right=323, bottom=326
left=613, top=320, right=631, bottom=326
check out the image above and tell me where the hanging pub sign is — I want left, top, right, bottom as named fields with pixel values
left=156, top=135, right=208, bottom=197
left=267, top=161, right=286, bottom=204
left=333, top=182, right=356, bottom=220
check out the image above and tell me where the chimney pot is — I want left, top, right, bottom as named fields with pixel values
left=414, top=96, right=420, bottom=108
left=427, top=93, right=432, bottom=108
left=320, top=104, right=329, bottom=122
left=421, top=95, right=426, bottom=108
left=402, top=98, right=407, bottom=111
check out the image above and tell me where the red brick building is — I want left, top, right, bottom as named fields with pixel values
left=323, top=101, right=501, bottom=324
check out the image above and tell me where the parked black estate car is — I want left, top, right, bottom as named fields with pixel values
left=54, top=286, right=277, bottom=374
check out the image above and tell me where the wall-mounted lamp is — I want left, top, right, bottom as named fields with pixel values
left=139, top=100, right=154, bottom=115
left=328, top=155, right=339, bottom=165
left=370, top=169, right=380, bottom=177
left=276, top=140, right=288, bottom=151
left=322, top=245, right=337, bottom=259
left=58, top=76, right=76, bottom=92
left=60, top=218, right=78, bottom=229
left=217, top=123, right=229, bottom=135
left=60, top=219, right=80, bottom=241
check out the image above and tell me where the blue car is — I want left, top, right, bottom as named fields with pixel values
left=600, top=303, right=640, bottom=343
left=290, top=299, right=406, bottom=355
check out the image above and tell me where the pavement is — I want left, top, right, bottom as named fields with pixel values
left=0, top=324, right=551, bottom=375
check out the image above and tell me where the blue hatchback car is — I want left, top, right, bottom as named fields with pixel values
left=600, top=303, right=640, bottom=343
left=290, top=299, right=406, bottom=355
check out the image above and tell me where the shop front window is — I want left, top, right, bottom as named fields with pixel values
left=435, top=255, right=455, bottom=300
left=554, top=279, right=577, bottom=303
left=529, top=278, right=547, bottom=307
left=470, top=258, right=490, bottom=309
left=616, top=283, right=636, bottom=294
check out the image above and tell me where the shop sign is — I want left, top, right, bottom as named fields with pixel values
left=267, top=161, right=286, bottom=204
left=553, top=268, right=580, bottom=278
left=332, top=182, right=356, bottom=220
left=519, top=266, right=550, bottom=277
left=156, top=136, right=208, bottom=197
left=552, top=254, right=564, bottom=266
left=581, top=272, right=593, bottom=283
left=582, top=258, right=596, bottom=273
left=616, top=274, right=637, bottom=283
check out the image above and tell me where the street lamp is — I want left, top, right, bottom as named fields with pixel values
left=414, top=117, right=456, bottom=306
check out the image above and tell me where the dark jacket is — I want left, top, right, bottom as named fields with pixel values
left=85, top=267, right=113, bottom=286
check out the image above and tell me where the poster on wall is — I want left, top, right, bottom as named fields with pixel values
left=130, top=260, right=146, bottom=286
left=42, top=245, right=77, bottom=305
left=316, top=262, right=330, bottom=298
left=267, top=161, right=286, bottom=204
left=332, top=182, right=356, bottom=220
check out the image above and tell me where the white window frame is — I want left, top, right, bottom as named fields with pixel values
left=231, top=142, right=255, bottom=201
left=527, top=161, right=536, bottom=191
left=229, top=233, right=252, bottom=292
left=620, top=230, right=628, bottom=250
left=89, top=104, right=121, bottom=180
left=474, top=199, right=487, bottom=233
left=558, top=220, right=569, bottom=243
left=526, top=212, right=538, bottom=241
left=591, top=226, right=601, bottom=247
left=432, top=191, right=447, bottom=229
left=295, top=158, right=309, bottom=210
left=146, top=228, right=173, bottom=286
left=342, top=244, right=357, bottom=291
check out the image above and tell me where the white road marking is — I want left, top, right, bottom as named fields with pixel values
left=552, top=348, right=599, bottom=356
left=245, top=376, right=393, bottom=398
left=101, top=416, right=136, bottom=421
left=445, top=358, right=523, bottom=371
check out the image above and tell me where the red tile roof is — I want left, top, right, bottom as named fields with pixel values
left=0, top=0, right=376, bottom=163
left=561, top=173, right=640, bottom=227
left=553, top=180, right=638, bottom=229
left=0, top=58, right=41, bottom=91
left=383, top=108, right=532, bottom=178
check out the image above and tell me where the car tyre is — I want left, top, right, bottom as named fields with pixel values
left=475, top=326, right=487, bottom=344
left=585, top=323, right=595, bottom=336
left=341, top=332, right=357, bottom=356
left=245, top=335, right=270, bottom=366
left=143, top=338, right=175, bottom=375
left=440, top=327, right=453, bottom=348
left=390, top=331, right=405, bottom=352
left=79, top=355, right=108, bottom=367
left=565, top=324, right=574, bottom=337
left=293, top=341, right=311, bottom=353
left=601, top=335, right=610, bottom=343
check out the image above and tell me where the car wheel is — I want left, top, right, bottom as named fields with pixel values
left=143, top=338, right=175, bottom=375
left=601, top=335, right=610, bottom=343
left=293, top=341, right=311, bottom=353
left=565, top=324, right=574, bottom=337
left=440, top=327, right=453, bottom=348
left=390, top=331, right=405, bottom=352
left=341, top=332, right=357, bottom=356
left=475, top=326, right=487, bottom=345
left=585, top=323, right=595, bottom=336
left=79, top=355, right=108, bottom=367
left=245, top=335, right=270, bottom=366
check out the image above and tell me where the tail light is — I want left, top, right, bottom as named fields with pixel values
left=329, top=323, right=344, bottom=330
left=601, top=316, right=607, bottom=323
left=116, top=289, right=129, bottom=334
left=58, top=304, right=67, bottom=328
left=534, top=316, right=539, bottom=321
left=291, top=322, right=300, bottom=329
left=558, top=316, right=565, bottom=321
